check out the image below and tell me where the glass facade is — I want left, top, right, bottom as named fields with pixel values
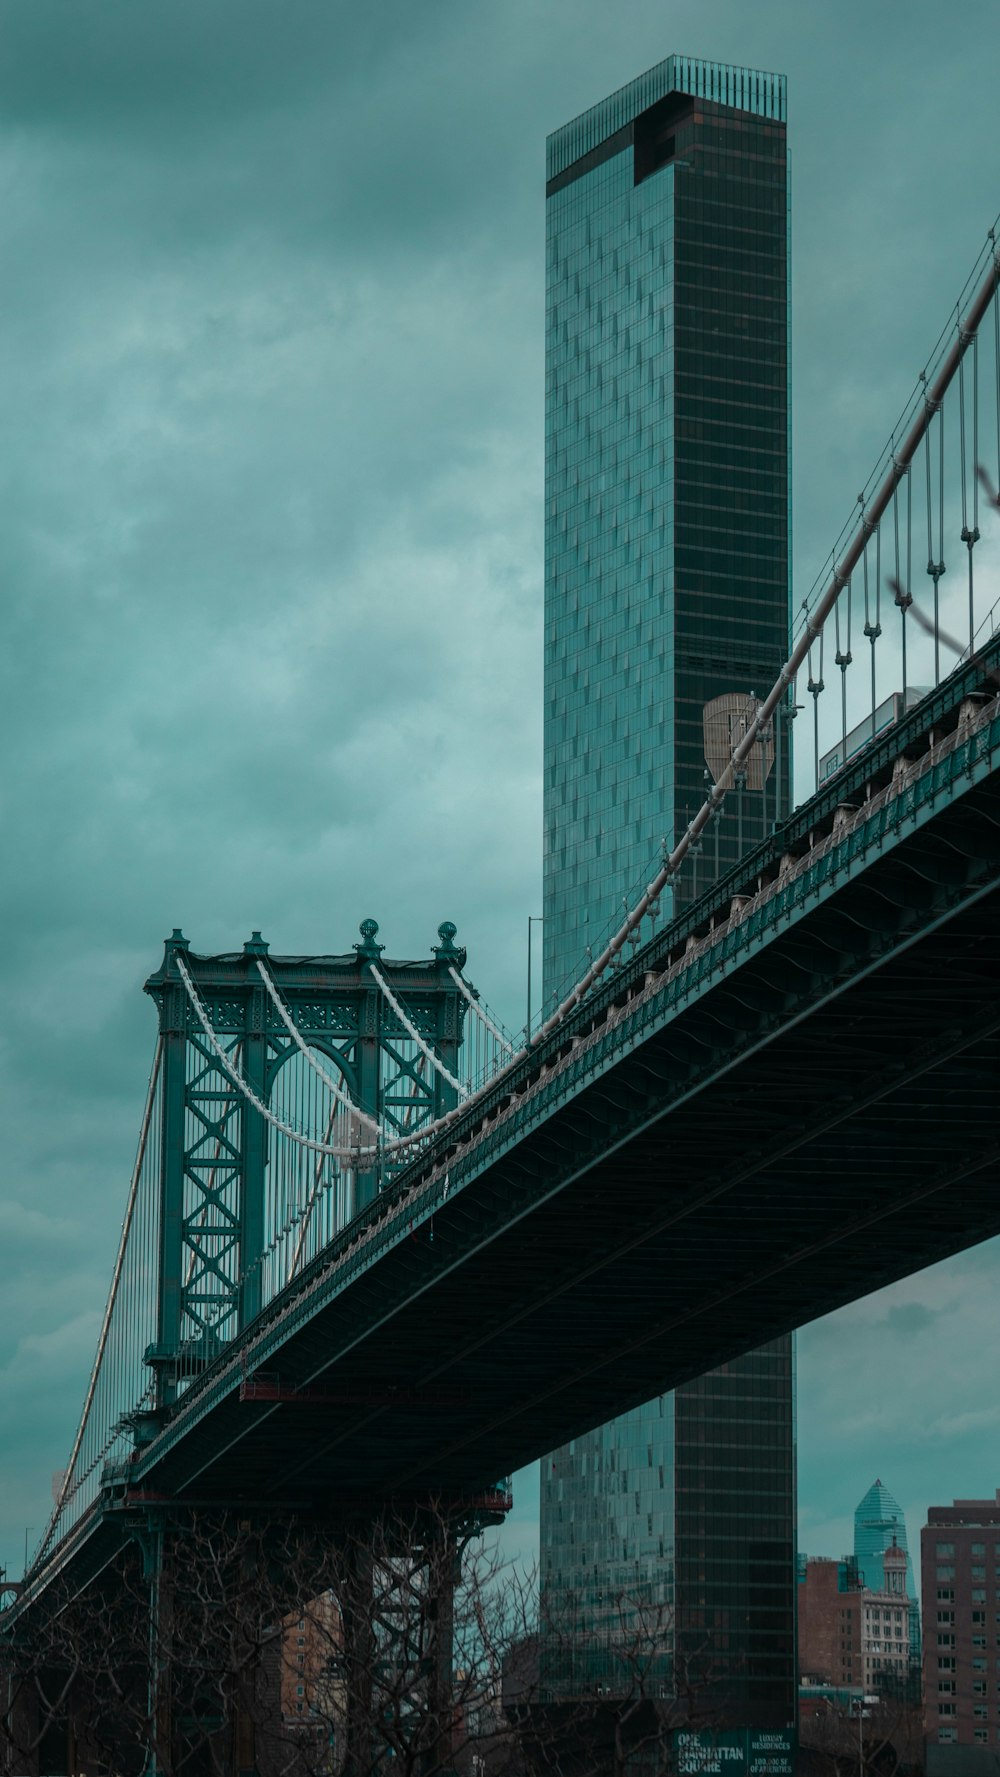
left=854, top=1478, right=921, bottom=1672
left=540, top=1344, right=796, bottom=1722
left=543, top=53, right=790, bottom=1005
left=540, top=56, right=796, bottom=1732
left=541, top=1393, right=677, bottom=1697
left=673, top=1345, right=796, bottom=1723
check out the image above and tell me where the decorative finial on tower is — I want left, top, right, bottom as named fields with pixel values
left=160, top=929, right=191, bottom=977
left=355, top=918, right=384, bottom=960
left=163, top=927, right=189, bottom=959
left=433, top=921, right=466, bottom=968
left=243, top=931, right=269, bottom=956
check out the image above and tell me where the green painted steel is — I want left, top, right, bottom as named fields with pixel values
left=142, top=922, right=468, bottom=1410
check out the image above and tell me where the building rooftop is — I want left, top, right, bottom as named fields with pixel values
left=546, top=53, right=786, bottom=182
left=927, top=1489, right=1000, bottom=1525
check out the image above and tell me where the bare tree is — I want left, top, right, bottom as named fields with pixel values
left=1, top=1520, right=289, bottom=1777
left=799, top=1690, right=924, bottom=1777
left=2, top=1508, right=747, bottom=1777
left=506, top=1582, right=744, bottom=1777
left=1, top=1506, right=541, bottom=1777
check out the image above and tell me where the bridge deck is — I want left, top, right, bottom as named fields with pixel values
left=124, top=653, right=1000, bottom=1511
left=18, top=647, right=1000, bottom=1610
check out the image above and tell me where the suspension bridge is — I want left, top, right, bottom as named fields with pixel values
left=4, top=220, right=1000, bottom=1770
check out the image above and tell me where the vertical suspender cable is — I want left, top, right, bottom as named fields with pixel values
left=906, top=461, right=913, bottom=688
left=835, top=577, right=852, bottom=765
left=972, top=333, right=980, bottom=643
left=288, top=1094, right=339, bottom=1285
left=807, top=624, right=824, bottom=791
left=863, top=527, right=878, bottom=743
left=925, top=419, right=942, bottom=685
left=892, top=473, right=911, bottom=698
left=994, top=271, right=1000, bottom=492
left=959, top=346, right=980, bottom=648
left=960, top=348, right=969, bottom=533
left=973, top=332, right=980, bottom=536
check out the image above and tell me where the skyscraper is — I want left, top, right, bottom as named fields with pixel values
left=540, top=55, right=795, bottom=1737
left=543, top=54, right=790, bottom=1002
left=854, top=1478, right=921, bottom=1672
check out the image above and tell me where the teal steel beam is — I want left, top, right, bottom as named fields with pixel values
left=239, top=933, right=269, bottom=1330
left=432, top=922, right=463, bottom=1120
left=354, top=919, right=384, bottom=1210
left=152, top=933, right=191, bottom=1410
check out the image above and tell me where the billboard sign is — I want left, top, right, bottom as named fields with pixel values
left=749, top=1729, right=795, bottom=1776
left=676, top=1731, right=748, bottom=1774
left=675, top=1729, right=794, bottom=1777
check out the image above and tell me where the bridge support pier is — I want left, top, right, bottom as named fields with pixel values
left=1, top=1664, right=40, bottom=1776
left=423, top=1529, right=459, bottom=1777
left=337, top=1510, right=462, bottom=1777
left=138, top=1518, right=172, bottom=1777
left=340, top=1539, right=375, bottom=1777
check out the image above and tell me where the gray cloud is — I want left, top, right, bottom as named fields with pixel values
left=885, top=1302, right=940, bottom=1338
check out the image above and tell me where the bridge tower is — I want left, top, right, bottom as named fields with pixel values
left=94, top=918, right=478, bottom=1777
left=142, top=919, right=468, bottom=1414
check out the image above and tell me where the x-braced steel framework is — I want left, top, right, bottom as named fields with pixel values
left=143, top=920, right=468, bottom=1410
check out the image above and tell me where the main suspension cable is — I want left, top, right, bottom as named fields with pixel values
left=177, top=955, right=380, bottom=1160
left=447, top=965, right=517, bottom=1056
left=533, top=232, right=1000, bottom=1045
left=37, top=1043, right=163, bottom=1563
left=255, top=959, right=383, bottom=1137
left=370, top=963, right=469, bottom=1099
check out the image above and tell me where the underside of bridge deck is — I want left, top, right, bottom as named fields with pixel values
left=124, top=758, right=1000, bottom=1520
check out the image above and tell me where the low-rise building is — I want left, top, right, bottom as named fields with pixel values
left=798, top=1557, right=862, bottom=1691
left=922, top=1489, right=1000, bottom=1776
left=799, top=1545, right=910, bottom=1699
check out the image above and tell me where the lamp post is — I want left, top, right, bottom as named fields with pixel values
left=851, top=1692, right=875, bottom=1777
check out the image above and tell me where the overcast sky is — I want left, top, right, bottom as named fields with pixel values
left=2, top=0, right=999, bottom=1587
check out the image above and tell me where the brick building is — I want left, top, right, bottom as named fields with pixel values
left=799, top=1545, right=910, bottom=1698
left=799, top=1558, right=862, bottom=1691
left=923, top=1489, right=1000, bottom=1776
left=280, top=1591, right=343, bottom=1762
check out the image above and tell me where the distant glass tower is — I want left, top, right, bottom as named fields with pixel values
left=854, top=1478, right=921, bottom=1672
left=540, top=55, right=795, bottom=1734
